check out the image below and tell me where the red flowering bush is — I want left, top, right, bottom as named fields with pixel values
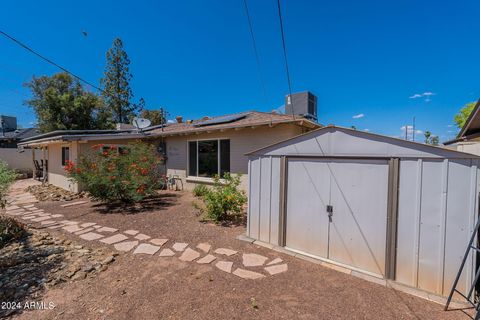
left=65, top=142, right=162, bottom=203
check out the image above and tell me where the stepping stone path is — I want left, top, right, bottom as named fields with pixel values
left=159, top=249, right=175, bottom=257
left=214, top=248, right=238, bottom=256
left=172, top=242, right=188, bottom=252
left=264, top=264, right=288, bottom=275
left=233, top=268, right=265, bottom=280
left=135, top=233, right=151, bottom=241
left=133, top=243, right=160, bottom=255
left=179, top=248, right=200, bottom=262
left=150, top=238, right=168, bottom=246
left=114, top=240, right=139, bottom=252
left=196, top=254, right=216, bottom=264
left=100, top=234, right=128, bottom=244
left=196, top=243, right=211, bottom=253
left=3, top=180, right=289, bottom=282
left=242, top=253, right=269, bottom=267
left=80, top=232, right=104, bottom=241
left=124, top=230, right=139, bottom=236
left=215, top=261, right=233, bottom=273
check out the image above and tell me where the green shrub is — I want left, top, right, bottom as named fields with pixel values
left=193, top=184, right=208, bottom=197
left=203, top=173, right=247, bottom=221
left=65, top=142, right=162, bottom=203
left=0, top=160, right=16, bottom=209
left=0, top=215, right=25, bottom=247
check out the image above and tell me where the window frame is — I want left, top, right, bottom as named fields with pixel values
left=187, top=138, right=230, bottom=178
left=61, top=146, right=70, bottom=166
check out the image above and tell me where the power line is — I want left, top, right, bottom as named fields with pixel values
left=0, top=30, right=129, bottom=107
left=276, top=0, right=295, bottom=120
left=242, top=0, right=268, bottom=106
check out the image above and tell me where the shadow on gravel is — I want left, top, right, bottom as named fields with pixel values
left=0, top=233, right=65, bottom=318
left=92, top=193, right=180, bottom=214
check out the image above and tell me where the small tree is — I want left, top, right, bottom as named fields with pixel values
left=65, top=142, right=162, bottom=203
left=203, top=173, right=247, bottom=221
left=424, top=131, right=439, bottom=146
left=0, top=161, right=17, bottom=209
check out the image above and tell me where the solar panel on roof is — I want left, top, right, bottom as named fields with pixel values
left=194, top=114, right=247, bottom=127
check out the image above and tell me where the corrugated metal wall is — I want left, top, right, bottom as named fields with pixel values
left=247, top=155, right=479, bottom=297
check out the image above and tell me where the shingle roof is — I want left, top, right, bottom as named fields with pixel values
left=0, top=127, right=39, bottom=141
left=145, top=111, right=319, bottom=136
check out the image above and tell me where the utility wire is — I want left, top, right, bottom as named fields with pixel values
left=276, top=0, right=295, bottom=120
left=0, top=30, right=128, bottom=106
left=242, top=0, right=268, bottom=107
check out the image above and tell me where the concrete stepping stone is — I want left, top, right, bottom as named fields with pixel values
left=93, top=225, right=102, bottom=229
left=114, top=240, right=139, bottom=252
left=47, top=224, right=64, bottom=229
left=264, top=264, right=288, bottom=275
left=40, top=220, right=57, bottom=226
left=124, top=229, right=139, bottom=236
left=100, top=234, right=128, bottom=244
left=31, top=216, right=53, bottom=222
left=60, top=200, right=88, bottom=207
left=97, top=227, right=118, bottom=233
left=172, top=242, right=188, bottom=252
left=80, top=232, right=104, bottom=241
left=135, top=233, right=151, bottom=241
left=150, top=238, right=168, bottom=246
left=214, top=248, right=238, bottom=256
left=23, top=204, right=35, bottom=208
left=196, top=254, right=216, bottom=264
left=50, top=214, right=64, bottom=218
left=233, top=268, right=265, bottom=280
left=215, top=261, right=233, bottom=273
left=267, top=258, right=283, bottom=265
left=80, top=222, right=96, bottom=228
left=75, top=227, right=95, bottom=235
left=61, top=221, right=79, bottom=226
left=158, top=248, right=175, bottom=257
left=242, top=253, right=268, bottom=267
left=63, top=225, right=85, bottom=233
left=179, top=248, right=200, bottom=262
left=133, top=243, right=160, bottom=255
left=196, top=242, right=211, bottom=253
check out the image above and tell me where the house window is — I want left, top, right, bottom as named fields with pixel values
left=61, top=147, right=70, bottom=166
left=188, top=139, right=230, bottom=177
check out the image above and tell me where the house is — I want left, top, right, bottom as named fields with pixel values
left=18, top=92, right=321, bottom=192
left=246, top=125, right=480, bottom=302
left=444, top=99, right=480, bottom=154
left=0, top=115, right=39, bottom=172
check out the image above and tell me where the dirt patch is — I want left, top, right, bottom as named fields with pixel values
left=0, top=227, right=116, bottom=318
left=12, top=191, right=471, bottom=319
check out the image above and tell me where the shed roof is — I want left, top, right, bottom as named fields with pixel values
left=246, top=126, right=480, bottom=159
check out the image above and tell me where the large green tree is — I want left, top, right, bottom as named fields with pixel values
left=24, top=72, right=110, bottom=132
left=100, top=38, right=137, bottom=124
left=139, top=108, right=167, bottom=126
left=454, top=101, right=476, bottom=129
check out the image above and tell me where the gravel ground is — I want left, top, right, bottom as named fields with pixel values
left=8, top=191, right=473, bottom=320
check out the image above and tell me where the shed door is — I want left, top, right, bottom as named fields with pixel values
left=285, top=158, right=389, bottom=277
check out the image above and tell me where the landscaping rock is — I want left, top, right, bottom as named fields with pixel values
left=79, top=232, right=104, bottom=241
left=132, top=244, right=160, bottom=255
left=172, top=242, right=188, bottom=252
left=196, top=242, right=211, bottom=253
left=215, top=261, right=233, bottom=273
left=114, top=240, right=139, bottom=252
left=100, top=234, right=128, bottom=244
left=264, top=264, right=288, bottom=275
left=196, top=254, right=216, bottom=264
left=214, top=248, right=238, bottom=256
left=158, top=249, right=175, bottom=257
left=266, top=258, right=283, bottom=265
left=97, top=227, right=118, bottom=233
left=179, top=248, right=200, bottom=262
left=150, top=238, right=168, bottom=246
left=233, top=268, right=265, bottom=280
left=242, top=253, right=268, bottom=267
left=135, top=233, right=151, bottom=241
left=124, top=229, right=139, bottom=236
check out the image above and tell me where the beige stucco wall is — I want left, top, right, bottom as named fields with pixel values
left=449, top=141, right=480, bottom=156
left=47, top=142, right=79, bottom=192
left=0, top=148, right=33, bottom=171
left=164, top=124, right=305, bottom=191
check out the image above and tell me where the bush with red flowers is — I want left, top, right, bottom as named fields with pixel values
left=65, top=142, right=162, bottom=203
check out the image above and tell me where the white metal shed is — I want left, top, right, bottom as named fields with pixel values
left=246, top=126, right=480, bottom=299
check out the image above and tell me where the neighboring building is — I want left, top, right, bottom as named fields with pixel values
left=0, top=115, right=38, bottom=171
left=18, top=92, right=321, bottom=192
left=444, top=99, right=480, bottom=154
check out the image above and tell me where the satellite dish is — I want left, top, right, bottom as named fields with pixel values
left=132, top=117, right=151, bottom=129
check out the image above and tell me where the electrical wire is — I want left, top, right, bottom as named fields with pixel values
left=276, top=0, right=295, bottom=120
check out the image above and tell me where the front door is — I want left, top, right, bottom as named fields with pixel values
left=285, top=158, right=389, bottom=277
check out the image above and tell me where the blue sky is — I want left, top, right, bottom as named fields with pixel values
left=0, top=0, right=478, bottom=141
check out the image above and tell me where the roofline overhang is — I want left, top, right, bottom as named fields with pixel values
left=18, top=133, right=146, bottom=147
left=456, top=99, right=480, bottom=139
